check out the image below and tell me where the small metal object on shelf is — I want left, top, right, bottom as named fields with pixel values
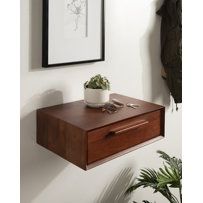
left=102, top=103, right=118, bottom=114
left=127, top=103, right=140, bottom=109
left=111, top=99, right=125, bottom=107
left=102, top=99, right=125, bottom=114
left=102, top=99, right=140, bottom=113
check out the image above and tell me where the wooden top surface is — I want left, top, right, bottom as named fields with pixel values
left=38, top=94, right=164, bottom=131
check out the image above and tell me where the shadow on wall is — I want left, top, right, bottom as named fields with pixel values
left=95, top=168, right=135, bottom=203
left=29, top=0, right=42, bottom=71
left=140, top=0, right=170, bottom=107
left=20, top=89, right=68, bottom=203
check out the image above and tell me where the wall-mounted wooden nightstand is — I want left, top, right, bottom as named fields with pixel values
left=37, top=94, right=165, bottom=170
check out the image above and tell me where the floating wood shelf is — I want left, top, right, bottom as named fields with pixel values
left=37, top=94, right=165, bottom=170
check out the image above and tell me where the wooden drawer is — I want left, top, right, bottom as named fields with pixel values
left=37, top=93, right=165, bottom=170
left=88, top=111, right=161, bottom=164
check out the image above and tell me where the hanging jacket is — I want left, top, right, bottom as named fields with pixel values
left=157, top=0, right=182, bottom=104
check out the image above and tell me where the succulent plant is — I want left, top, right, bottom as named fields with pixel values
left=84, top=74, right=110, bottom=90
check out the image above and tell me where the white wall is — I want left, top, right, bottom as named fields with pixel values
left=21, top=0, right=182, bottom=202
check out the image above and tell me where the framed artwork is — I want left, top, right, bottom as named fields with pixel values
left=42, top=0, right=105, bottom=67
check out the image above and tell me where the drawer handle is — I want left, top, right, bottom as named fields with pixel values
left=108, top=120, right=149, bottom=136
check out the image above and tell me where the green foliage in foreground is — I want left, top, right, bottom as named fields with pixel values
left=126, top=151, right=182, bottom=203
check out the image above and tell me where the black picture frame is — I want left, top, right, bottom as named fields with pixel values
left=42, top=0, right=105, bottom=68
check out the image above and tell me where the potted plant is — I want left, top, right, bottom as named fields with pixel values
left=126, top=151, right=182, bottom=203
left=84, top=74, right=110, bottom=107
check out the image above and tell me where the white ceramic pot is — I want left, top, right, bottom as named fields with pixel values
left=84, top=88, right=110, bottom=108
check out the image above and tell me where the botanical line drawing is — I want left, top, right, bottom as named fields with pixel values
left=67, top=0, right=87, bottom=31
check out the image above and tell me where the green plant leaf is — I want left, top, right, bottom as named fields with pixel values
left=84, top=74, right=110, bottom=90
left=126, top=151, right=182, bottom=203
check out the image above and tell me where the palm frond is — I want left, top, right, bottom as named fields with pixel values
left=157, top=150, right=182, bottom=178
left=126, top=168, right=174, bottom=202
left=126, top=151, right=182, bottom=203
left=157, top=151, right=182, bottom=189
left=157, top=165, right=180, bottom=188
left=126, top=168, right=158, bottom=194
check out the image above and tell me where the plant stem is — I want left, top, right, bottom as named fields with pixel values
left=160, top=191, right=179, bottom=203
left=179, top=185, right=182, bottom=203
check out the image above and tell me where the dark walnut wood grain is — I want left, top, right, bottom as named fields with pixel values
left=87, top=111, right=161, bottom=164
left=37, top=93, right=165, bottom=170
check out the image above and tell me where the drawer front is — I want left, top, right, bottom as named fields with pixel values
left=88, top=110, right=162, bottom=164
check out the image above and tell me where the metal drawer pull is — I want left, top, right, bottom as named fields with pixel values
left=108, top=120, right=149, bottom=136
